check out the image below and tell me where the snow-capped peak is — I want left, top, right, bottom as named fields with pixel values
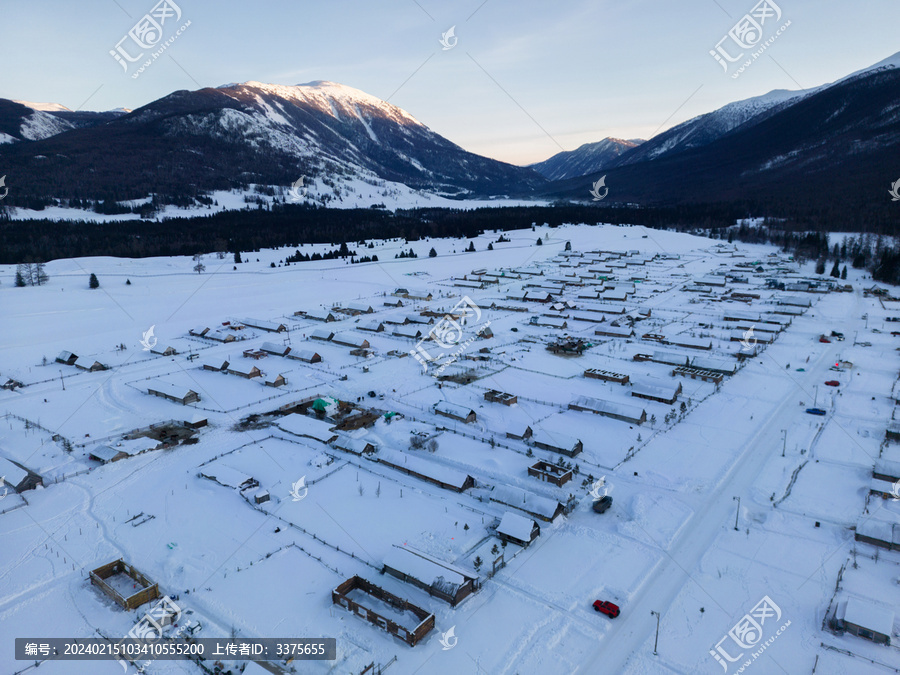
left=218, top=80, right=424, bottom=127
left=13, top=100, right=72, bottom=112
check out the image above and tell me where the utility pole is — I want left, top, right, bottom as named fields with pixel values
left=733, top=496, right=740, bottom=531
left=59, top=370, right=65, bottom=391
left=814, top=385, right=819, bottom=407
left=650, top=610, right=660, bottom=656
left=781, top=429, right=786, bottom=458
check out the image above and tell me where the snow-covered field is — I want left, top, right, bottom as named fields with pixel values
left=2, top=224, right=899, bottom=674
left=5, top=176, right=549, bottom=222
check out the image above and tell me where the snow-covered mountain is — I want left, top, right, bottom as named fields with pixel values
left=529, top=138, right=643, bottom=180
left=0, top=80, right=546, bottom=205
left=12, top=100, right=72, bottom=112
left=544, top=54, right=900, bottom=219
left=0, top=99, right=74, bottom=144
left=610, top=49, right=900, bottom=168
left=610, top=88, right=809, bottom=167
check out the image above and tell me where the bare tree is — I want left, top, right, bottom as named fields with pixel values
left=427, top=439, right=439, bottom=453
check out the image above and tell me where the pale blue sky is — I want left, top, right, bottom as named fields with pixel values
left=2, top=0, right=898, bottom=164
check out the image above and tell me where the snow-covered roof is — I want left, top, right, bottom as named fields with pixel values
left=227, top=362, right=260, bottom=376
left=118, top=437, right=159, bottom=455
left=435, top=401, right=474, bottom=419
left=497, top=512, right=536, bottom=541
left=393, top=325, right=422, bottom=338
left=531, top=430, right=580, bottom=452
left=377, top=449, right=473, bottom=489
left=346, top=301, right=373, bottom=312
left=260, top=341, right=290, bottom=356
left=570, top=396, right=646, bottom=421
left=200, top=465, right=254, bottom=489
left=843, top=597, right=895, bottom=636
left=690, top=356, right=737, bottom=374
left=777, top=294, right=811, bottom=307
left=331, top=332, right=368, bottom=347
left=632, top=378, right=681, bottom=400
left=598, top=291, right=627, bottom=302
left=289, top=349, right=320, bottom=361
left=74, top=356, right=103, bottom=369
left=240, top=318, right=285, bottom=331
left=310, top=327, right=334, bottom=340
left=333, top=436, right=374, bottom=454
left=0, top=456, right=29, bottom=485
left=490, top=485, right=562, bottom=520
left=875, top=459, right=900, bottom=479
left=534, top=316, right=567, bottom=328
left=723, top=310, right=760, bottom=322
left=856, top=517, right=894, bottom=542
left=277, top=414, right=337, bottom=444
left=383, top=545, right=469, bottom=592
left=359, top=319, right=384, bottom=332
left=148, top=382, right=198, bottom=401
left=665, top=335, right=712, bottom=349
left=305, top=309, right=334, bottom=320
left=594, top=325, right=633, bottom=336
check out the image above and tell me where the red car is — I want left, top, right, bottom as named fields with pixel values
left=819, top=337, right=831, bottom=343
left=825, top=380, right=840, bottom=387
left=592, top=600, right=620, bottom=618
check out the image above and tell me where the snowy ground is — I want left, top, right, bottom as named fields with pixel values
left=2, top=224, right=899, bottom=675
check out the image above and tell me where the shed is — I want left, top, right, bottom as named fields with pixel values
left=490, top=486, right=565, bottom=522
left=74, top=357, right=107, bottom=372
left=207, top=329, right=236, bottom=343
left=568, top=396, right=646, bottom=425
left=0, top=456, right=42, bottom=492
left=188, top=326, right=209, bottom=337
left=184, top=414, right=208, bottom=429
left=310, top=328, right=335, bottom=341
left=631, top=379, right=682, bottom=405
left=147, top=383, right=200, bottom=405
left=277, top=414, right=338, bottom=444
left=383, top=545, right=478, bottom=606
left=434, top=401, right=476, bottom=424
left=505, top=424, right=533, bottom=440
left=260, top=342, right=291, bottom=357
left=56, top=351, right=79, bottom=365
left=346, top=301, right=375, bottom=314
left=594, top=326, right=634, bottom=338
left=874, top=459, right=900, bottom=482
left=332, top=333, right=370, bottom=349
left=333, top=436, right=377, bottom=455
left=531, top=430, right=582, bottom=457
left=393, top=326, right=423, bottom=339
left=497, top=512, right=540, bottom=547
left=200, top=465, right=258, bottom=491
left=88, top=444, right=129, bottom=464
left=359, top=320, right=385, bottom=333
left=665, top=335, right=712, bottom=351
left=288, top=349, right=322, bottom=363
left=376, top=449, right=475, bottom=492
left=303, top=309, right=336, bottom=322
left=839, top=597, right=894, bottom=645
left=202, top=359, right=229, bottom=371
left=265, top=374, right=287, bottom=388
left=150, top=345, right=177, bottom=356
left=226, top=363, right=262, bottom=379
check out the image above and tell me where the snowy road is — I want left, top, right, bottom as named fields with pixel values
left=575, top=334, right=839, bottom=673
